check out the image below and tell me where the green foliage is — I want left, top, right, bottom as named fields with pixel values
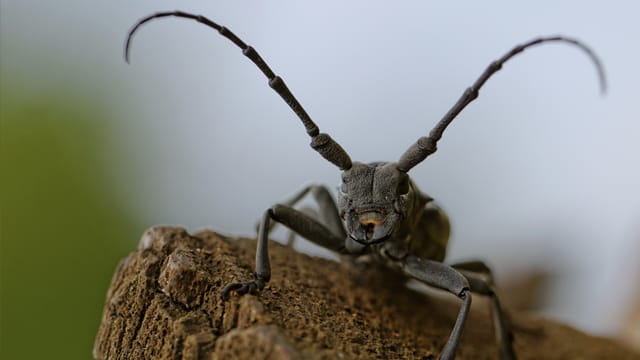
left=0, top=87, right=140, bottom=359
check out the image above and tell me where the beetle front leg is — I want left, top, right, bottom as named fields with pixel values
left=222, top=204, right=346, bottom=300
left=401, top=256, right=471, bottom=360
left=263, top=184, right=346, bottom=239
left=221, top=209, right=273, bottom=300
left=451, top=261, right=516, bottom=360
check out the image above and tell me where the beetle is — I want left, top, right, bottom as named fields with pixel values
left=125, top=11, right=606, bottom=360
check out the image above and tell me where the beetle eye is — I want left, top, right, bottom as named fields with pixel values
left=340, top=182, right=348, bottom=193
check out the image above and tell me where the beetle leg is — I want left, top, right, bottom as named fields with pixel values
left=401, top=256, right=471, bottom=360
left=284, top=206, right=316, bottom=247
left=451, top=261, right=516, bottom=360
left=261, top=184, right=346, bottom=243
left=222, top=204, right=347, bottom=300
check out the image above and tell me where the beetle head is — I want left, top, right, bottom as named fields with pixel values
left=337, top=162, right=412, bottom=245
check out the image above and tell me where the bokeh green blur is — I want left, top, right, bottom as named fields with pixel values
left=1, top=54, right=143, bottom=359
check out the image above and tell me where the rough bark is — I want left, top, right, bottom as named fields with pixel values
left=94, top=226, right=639, bottom=359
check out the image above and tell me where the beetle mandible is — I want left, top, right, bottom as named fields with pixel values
left=125, top=11, right=606, bottom=360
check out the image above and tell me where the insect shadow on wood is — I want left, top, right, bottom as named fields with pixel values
left=125, top=11, right=606, bottom=360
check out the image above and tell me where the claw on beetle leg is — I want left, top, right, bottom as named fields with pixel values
left=221, top=273, right=268, bottom=300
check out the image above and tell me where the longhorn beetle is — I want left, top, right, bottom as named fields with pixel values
left=125, top=11, right=606, bottom=360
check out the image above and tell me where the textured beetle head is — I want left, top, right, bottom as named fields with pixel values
left=337, top=162, right=413, bottom=245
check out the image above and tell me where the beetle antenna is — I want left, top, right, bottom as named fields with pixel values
left=397, top=36, right=607, bottom=173
left=125, top=11, right=352, bottom=170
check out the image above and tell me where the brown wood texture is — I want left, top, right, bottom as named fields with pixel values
left=93, top=226, right=639, bottom=359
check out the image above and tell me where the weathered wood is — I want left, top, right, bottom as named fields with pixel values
left=94, top=226, right=639, bottom=359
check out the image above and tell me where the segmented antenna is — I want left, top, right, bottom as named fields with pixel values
left=125, top=11, right=352, bottom=170
left=396, top=36, right=607, bottom=173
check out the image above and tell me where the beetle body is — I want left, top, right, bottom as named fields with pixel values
left=339, top=161, right=449, bottom=262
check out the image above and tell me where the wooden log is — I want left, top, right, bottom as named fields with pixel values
left=93, top=226, right=639, bottom=359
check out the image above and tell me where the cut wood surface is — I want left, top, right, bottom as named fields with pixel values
left=93, top=226, right=639, bottom=359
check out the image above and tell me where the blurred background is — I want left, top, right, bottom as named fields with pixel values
left=1, top=1, right=639, bottom=358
